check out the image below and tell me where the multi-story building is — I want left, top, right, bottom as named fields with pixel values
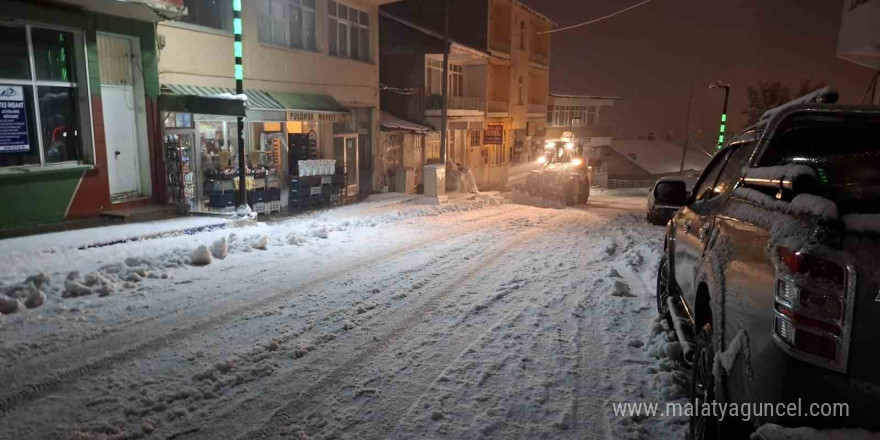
left=837, top=0, right=879, bottom=103
left=379, top=0, right=552, bottom=189
left=157, top=0, right=396, bottom=213
left=0, top=0, right=186, bottom=230
left=545, top=94, right=618, bottom=151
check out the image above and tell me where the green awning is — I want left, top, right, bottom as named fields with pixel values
left=159, top=93, right=246, bottom=117
left=268, top=92, right=349, bottom=114
left=161, top=84, right=284, bottom=111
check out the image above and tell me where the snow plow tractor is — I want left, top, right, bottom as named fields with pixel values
left=525, top=135, right=591, bottom=206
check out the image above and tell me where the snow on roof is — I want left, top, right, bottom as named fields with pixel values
left=379, top=112, right=435, bottom=134
left=609, top=140, right=712, bottom=176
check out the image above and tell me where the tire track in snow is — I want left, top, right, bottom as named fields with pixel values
left=233, top=210, right=578, bottom=440
left=0, top=205, right=537, bottom=415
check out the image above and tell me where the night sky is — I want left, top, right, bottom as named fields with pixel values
left=519, top=0, right=876, bottom=147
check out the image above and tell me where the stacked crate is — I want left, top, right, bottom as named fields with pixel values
left=289, top=174, right=340, bottom=212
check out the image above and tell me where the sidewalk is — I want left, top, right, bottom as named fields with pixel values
left=0, top=216, right=243, bottom=254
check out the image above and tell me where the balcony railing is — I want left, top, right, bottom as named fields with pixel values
left=488, top=101, right=510, bottom=113
left=425, top=94, right=487, bottom=112
left=527, top=103, right=547, bottom=115
left=529, top=52, right=549, bottom=66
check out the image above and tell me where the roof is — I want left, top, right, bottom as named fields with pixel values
left=162, top=84, right=348, bottom=114
left=379, top=112, right=435, bottom=134
left=270, top=92, right=348, bottom=114
left=162, top=84, right=282, bottom=111
left=609, top=140, right=712, bottom=175
left=550, top=93, right=623, bottom=100
left=511, top=0, right=556, bottom=25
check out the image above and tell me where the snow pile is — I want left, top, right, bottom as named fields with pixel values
left=733, top=188, right=838, bottom=220
left=505, top=189, right=564, bottom=209
left=752, top=423, right=880, bottom=440
left=714, top=330, right=750, bottom=378
left=743, top=164, right=816, bottom=182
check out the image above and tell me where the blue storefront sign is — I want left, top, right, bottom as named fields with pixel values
left=0, top=85, right=30, bottom=153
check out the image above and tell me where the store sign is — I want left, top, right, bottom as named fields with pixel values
left=288, top=111, right=346, bottom=123
left=0, top=85, right=30, bottom=153
left=484, top=124, right=503, bottom=145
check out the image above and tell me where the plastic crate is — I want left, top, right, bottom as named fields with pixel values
left=209, top=192, right=235, bottom=208
left=268, top=200, right=281, bottom=213
left=253, top=202, right=267, bottom=214
left=267, top=187, right=281, bottom=201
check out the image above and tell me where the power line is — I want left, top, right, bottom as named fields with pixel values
left=537, top=0, right=654, bottom=35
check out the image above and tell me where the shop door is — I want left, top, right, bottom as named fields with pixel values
left=333, top=135, right=358, bottom=195
left=98, top=34, right=142, bottom=198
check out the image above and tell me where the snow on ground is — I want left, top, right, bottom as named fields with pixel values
left=0, top=190, right=688, bottom=440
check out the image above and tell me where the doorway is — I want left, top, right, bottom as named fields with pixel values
left=334, top=135, right=358, bottom=196
left=97, top=33, right=150, bottom=201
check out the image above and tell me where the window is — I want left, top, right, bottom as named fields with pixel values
left=259, top=0, right=317, bottom=52
left=329, top=1, right=370, bottom=62
left=692, top=149, right=732, bottom=202
left=517, top=76, right=524, bottom=104
left=546, top=105, right=554, bottom=124
left=587, top=106, right=597, bottom=126
left=180, top=0, right=233, bottom=31
left=449, top=64, right=462, bottom=97
left=519, top=21, right=526, bottom=50
left=713, top=142, right=755, bottom=196
left=492, top=143, right=506, bottom=165
left=425, top=58, right=443, bottom=96
left=469, top=130, right=482, bottom=147
left=0, top=24, right=90, bottom=168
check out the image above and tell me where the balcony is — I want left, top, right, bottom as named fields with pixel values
left=527, top=103, right=547, bottom=116
left=425, top=94, right=486, bottom=115
left=488, top=100, right=510, bottom=114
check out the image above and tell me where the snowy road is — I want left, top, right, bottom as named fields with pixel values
left=0, top=191, right=688, bottom=440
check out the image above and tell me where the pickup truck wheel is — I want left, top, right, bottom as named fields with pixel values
left=656, top=255, right=674, bottom=329
left=690, top=323, right=718, bottom=440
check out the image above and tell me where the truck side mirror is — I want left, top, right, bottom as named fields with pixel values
left=655, top=181, right=688, bottom=206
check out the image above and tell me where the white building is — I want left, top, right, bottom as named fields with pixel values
left=837, top=0, right=880, bottom=104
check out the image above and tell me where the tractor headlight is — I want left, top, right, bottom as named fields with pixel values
left=537, top=156, right=547, bottom=164
left=565, top=142, right=575, bottom=150
left=572, top=158, right=583, bottom=166
left=544, top=142, right=555, bottom=149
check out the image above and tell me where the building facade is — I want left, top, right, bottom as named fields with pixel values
left=837, top=0, right=880, bottom=104
left=0, top=0, right=185, bottom=230
left=379, top=0, right=552, bottom=190
left=157, top=0, right=396, bottom=214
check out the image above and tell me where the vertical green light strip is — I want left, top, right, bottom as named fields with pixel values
left=233, top=0, right=243, bottom=83
left=717, top=113, right=727, bottom=150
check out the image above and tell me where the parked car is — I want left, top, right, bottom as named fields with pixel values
left=646, top=177, right=693, bottom=225
left=655, top=88, right=880, bottom=439
left=525, top=134, right=591, bottom=206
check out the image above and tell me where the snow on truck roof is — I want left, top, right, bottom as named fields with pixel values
left=609, top=140, right=712, bottom=176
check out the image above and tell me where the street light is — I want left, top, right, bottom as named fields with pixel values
left=710, top=81, right=731, bottom=151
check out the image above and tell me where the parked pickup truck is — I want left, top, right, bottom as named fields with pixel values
left=655, top=88, right=880, bottom=439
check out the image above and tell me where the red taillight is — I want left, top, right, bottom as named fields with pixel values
left=774, top=247, right=849, bottom=366
left=778, top=247, right=845, bottom=289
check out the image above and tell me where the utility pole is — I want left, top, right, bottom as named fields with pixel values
left=233, top=0, right=247, bottom=211
left=439, top=0, right=449, bottom=164
left=710, top=81, right=731, bottom=150
left=678, top=81, right=696, bottom=173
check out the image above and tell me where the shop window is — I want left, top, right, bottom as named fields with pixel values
left=259, top=0, right=317, bottom=52
left=179, top=0, right=233, bottom=31
left=0, top=24, right=89, bottom=168
left=469, top=130, right=482, bottom=147
left=329, top=1, right=370, bottom=62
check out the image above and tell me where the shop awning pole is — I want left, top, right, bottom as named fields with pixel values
left=233, top=0, right=247, bottom=211
left=439, top=0, right=449, bottom=165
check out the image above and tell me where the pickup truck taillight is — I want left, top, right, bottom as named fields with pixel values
left=773, top=247, right=852, bottom=371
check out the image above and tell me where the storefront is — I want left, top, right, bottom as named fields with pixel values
left=159, top=85, right=355, bottom=214
left=0, top=1, right=181, bottom=230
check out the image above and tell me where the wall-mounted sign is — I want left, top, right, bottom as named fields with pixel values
left=288, top=111, right=346, bottom=123
left=484, top=124, right=503, bottom=145
left=0, top=85, right=30, bottom=153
